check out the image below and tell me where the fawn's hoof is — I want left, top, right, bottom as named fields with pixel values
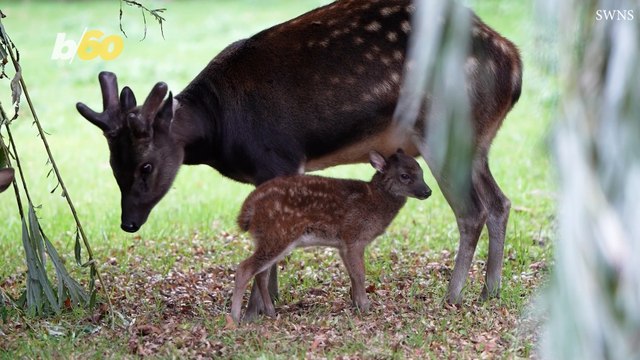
left=353, top=299, right=370, bottom=313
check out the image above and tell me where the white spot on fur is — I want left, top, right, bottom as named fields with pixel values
left=320, top=39, right=329, bottom=47
left=365, top=52, right=374, bottom=61
left=380, top=6, right=401, bottom=16
left=390, top=72, right=401, bottom=83
left=365, top=21, right=381, bottom=32
left=465, top=57, right=480, bottom=76
left=406, top=4, right=416, bottom=14
left=372, top=80, right=394, bottom=97
left=353, top=36, right=364, bottom=45
left=400, top=20, right=411, bottom=33
left=488, top=60, right=497, bottom=74
left=386, top=31, right=398, bottom=42
left=361, top=93, right=374, bottom=102
left=393, top=50, right=404, bottom=61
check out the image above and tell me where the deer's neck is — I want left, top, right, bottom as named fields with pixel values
left=370, top=172, right=407, bottom=212
left=170, top=97, right=220, bottom=166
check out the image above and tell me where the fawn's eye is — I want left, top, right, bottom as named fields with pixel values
left=400, top=173, right=411, bottom=181
left=141, top=163, right=153, bottom=175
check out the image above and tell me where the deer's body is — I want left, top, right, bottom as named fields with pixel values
left=77, top=0, right=522, bottom=317
left=231, top=150, right=430, bottom=322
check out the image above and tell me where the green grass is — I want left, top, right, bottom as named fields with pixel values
left=0, top=0, right=555, bottom=358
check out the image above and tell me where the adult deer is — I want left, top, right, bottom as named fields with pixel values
left=77, top=0, right=522, bottom=318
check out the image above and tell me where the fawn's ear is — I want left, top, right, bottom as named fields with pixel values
left=369, top=151, right=387, bottom=173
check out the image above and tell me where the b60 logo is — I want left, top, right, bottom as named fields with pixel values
left=51, top=29, right=124, bottom=62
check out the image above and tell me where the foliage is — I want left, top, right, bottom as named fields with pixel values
left=0, top=11, right=105, bottom=319
left=540, top=0, right=640, bottom=358
left=119, top=0, right=166, bottom=40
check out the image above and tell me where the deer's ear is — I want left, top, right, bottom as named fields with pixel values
left=369, top=151, right=387, bottom=173
left=155, top=92, right=173, bottom=133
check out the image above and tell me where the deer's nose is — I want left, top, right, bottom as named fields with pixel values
left=121, top=222, right=140, bottom=233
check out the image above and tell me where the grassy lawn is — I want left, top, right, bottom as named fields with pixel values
left=0, top=0, right=554, bottom=358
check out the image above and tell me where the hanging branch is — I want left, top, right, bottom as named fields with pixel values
left=119, top=0, right=167, bottom=40
left=0, top=14, right=117, bottom=326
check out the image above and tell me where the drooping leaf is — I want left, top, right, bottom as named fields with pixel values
left=45, top=235, right=88, bottom=307
left=9, top=67, right=21, bottom=120
left=74, top=228, right=82, bottom=266
left=21, top=215, right=59, bottom=315
left=27, top=205, right=45, bottom=267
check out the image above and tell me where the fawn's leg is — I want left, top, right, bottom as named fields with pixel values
left=339, top=244, right=370, bottom=312
left=231, top=254, right=260, bottom=323
left=256, top=269, right=276, bottom=318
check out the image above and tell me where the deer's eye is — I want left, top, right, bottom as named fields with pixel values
left=141, top=163, right=153, bottom=175
left=400, top=173, right=411, bottom=181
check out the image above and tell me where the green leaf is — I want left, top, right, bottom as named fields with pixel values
left=0, top=146, right=6, bottom=168
left=10, top=67, right=22, bottom=120
left=45, top=235, right=88, bottom=307
left=22, top=209, right=60, bottom=315
left=74, top=229, right=82, bottom=266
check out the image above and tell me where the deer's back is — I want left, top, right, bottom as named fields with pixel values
left=180, top=0, right=522, bottom=171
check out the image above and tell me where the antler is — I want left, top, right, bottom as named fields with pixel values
left=76, top=72, right=122, bottom=133
left=141, top=82, right=168, bottom=121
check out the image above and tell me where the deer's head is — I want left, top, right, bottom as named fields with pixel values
left=77, top=72, right=183, bottom=233
left=369, top=149, right=432, bottom=200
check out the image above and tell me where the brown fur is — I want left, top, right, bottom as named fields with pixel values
left=231, top=150, right=431, bottom=322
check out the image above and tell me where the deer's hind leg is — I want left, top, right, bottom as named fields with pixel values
left=473, top=150, right=510, bottom=300
left=419, top=145, right=488, bottom=305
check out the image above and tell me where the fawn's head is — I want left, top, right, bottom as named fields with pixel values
left=0, top=168, right=14, bottom=193
left=369, top=149, right=431, bottom=200
left=77, top=72, right=183, bottom=233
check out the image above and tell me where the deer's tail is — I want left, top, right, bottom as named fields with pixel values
left=237, top=200, right=254, bottom=232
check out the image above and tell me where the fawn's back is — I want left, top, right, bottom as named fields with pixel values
left=239, top=175, right=391, bottom=246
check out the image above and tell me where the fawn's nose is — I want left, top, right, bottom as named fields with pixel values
left=121, top=222, right=140, bottom=233
left=418, top=188, right=432, bottom=200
